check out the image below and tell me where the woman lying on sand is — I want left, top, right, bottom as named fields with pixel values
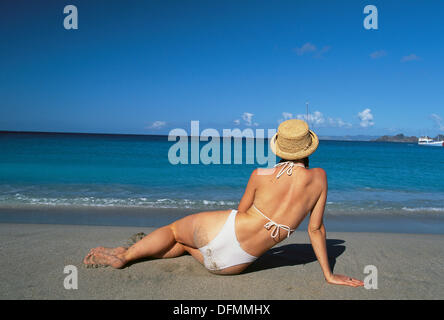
left=84, top=120, right=364, bottom=287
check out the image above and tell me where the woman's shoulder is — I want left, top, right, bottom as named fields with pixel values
left=254, top=167, right=278, bottom=177
left=307, top=167, right=328, bottom=187
left=309, top=167, right=327, bottom=176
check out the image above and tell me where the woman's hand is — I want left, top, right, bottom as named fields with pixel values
left=325, top=274, right=364, bottom=287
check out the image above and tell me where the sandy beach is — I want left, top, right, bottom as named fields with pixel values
left=0, top=223, right=443, bottom=300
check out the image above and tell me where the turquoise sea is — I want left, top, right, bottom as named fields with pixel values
left=1, top=132, right=443, bottom=233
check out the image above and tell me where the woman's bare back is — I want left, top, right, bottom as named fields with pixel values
left=235, top=164, right=327, bottom=258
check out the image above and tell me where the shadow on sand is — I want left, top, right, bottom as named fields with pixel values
left=119, top=239, right=346, bottom=274
left=242, top=239, right=346, bottom=274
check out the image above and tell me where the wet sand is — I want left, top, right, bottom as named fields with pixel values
left=0, top=223, right=443, bottom=299
left=2, top=206, right=444, bottom=234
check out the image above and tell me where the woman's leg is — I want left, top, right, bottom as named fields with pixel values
left=83, top=210, right=230, bottom=268
left=84, top=224, right=182, bottom=268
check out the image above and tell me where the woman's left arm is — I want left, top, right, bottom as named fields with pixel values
left=237, top=169, right=258, bottom=212
left=308, top=169, right=364, bottom=287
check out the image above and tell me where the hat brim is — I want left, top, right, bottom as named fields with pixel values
left=269, top=130, right=319, bottom=160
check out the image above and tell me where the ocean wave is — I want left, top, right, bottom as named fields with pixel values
left=2, top=192, right=444, bottom=216
left=0, top=194, right=238, bottom=209
left=401, top=207, right=444, bottom=213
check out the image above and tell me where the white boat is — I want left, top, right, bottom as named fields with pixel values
left=418, top=136, right=444, bottom=147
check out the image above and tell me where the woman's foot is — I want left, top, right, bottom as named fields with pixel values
left=89, top=246, right=127, bottom=256
left=83, top=253, right=105, bottom=268
left=83, top=251, right=126, bottom=269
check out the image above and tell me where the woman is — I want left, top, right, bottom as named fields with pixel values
left=84, top=120, right=363, bottom=287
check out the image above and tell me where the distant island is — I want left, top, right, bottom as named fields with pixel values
left=373, top=134, right=418, bottom=143
left=372, top=134, right=444, bottom=143
left=319, top=135, right=378, bottom=141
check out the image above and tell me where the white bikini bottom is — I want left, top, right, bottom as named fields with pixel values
left=198, top=210, right=257, bottom=271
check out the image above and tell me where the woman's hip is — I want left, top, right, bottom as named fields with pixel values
left=171, top=209, right=232, bottom=249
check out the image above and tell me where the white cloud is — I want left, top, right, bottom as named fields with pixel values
left=358, top=109, right=374, bottom=127
left=147, top=121, right=166, bottom=129
left=241, top=112, right=258, bottom=126
left=278, top=112, right=293, bottom=123
left=431, top=113, right=444, bottom=131
left=242, top=112, right=253, bottom=126
left=327, top=117, right=352, bottom=128
left=279, top=110, right=352, bottom=128
left=296, top=111, right=325, bottom=126
left=370, top=50, right=387, bottom=59
left=294, top=43, right=331, bottom=58
left=314, top=46, right=331, bottom=58
left=234, top=112, right=258, bottom=127
left=401, top=54, right=421, bottom=62
left=294, top=42, right=317, bottom=56
left=282, top=112, right=293, bottom=120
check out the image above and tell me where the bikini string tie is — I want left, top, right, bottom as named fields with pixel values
left=274, top=161, right=305, bottom=179
left=264, top=221, right=292, bottom=239
left=274, top=161, right=294, bottom=179
left=253, top=204, right=295, bottom=239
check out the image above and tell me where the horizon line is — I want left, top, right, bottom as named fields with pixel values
left=0, top=129, right=407, bottom=140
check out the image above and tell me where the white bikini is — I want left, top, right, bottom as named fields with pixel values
left=198, top=209, right=257, bottom=271
left=198, top=161, right=304, bottom=271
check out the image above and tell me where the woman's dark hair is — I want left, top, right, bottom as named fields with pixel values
left=279, top=157, right=309, bottom=168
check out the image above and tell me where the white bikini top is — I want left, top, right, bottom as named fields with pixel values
left=253, top=161, right=305, bottom=239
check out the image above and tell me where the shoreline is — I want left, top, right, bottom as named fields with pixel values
left=1, top=205, right=444, bottom=234
left=0, top=223, right=443, bottom=299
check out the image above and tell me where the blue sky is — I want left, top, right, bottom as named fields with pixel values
left=1, top=0, right=443, bottom=137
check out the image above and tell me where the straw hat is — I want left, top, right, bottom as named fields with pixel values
left=270, top=119, right=319, bottom=160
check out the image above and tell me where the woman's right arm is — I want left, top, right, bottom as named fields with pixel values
left=308, top=169, right=364, bottom=288
left=237, top=169, right=258, bottom=213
